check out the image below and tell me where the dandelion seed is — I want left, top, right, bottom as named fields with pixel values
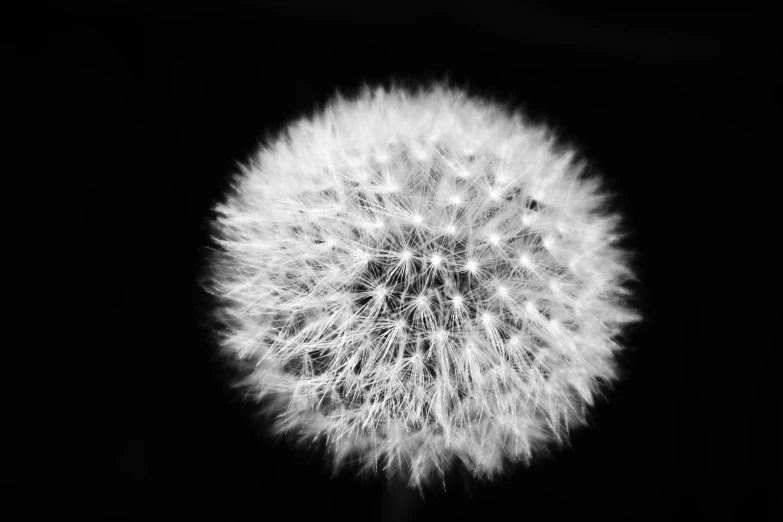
left=465, top=259, right=480, bottom=276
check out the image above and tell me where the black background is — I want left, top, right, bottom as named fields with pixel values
left=5, top=2, right=778, bottom=520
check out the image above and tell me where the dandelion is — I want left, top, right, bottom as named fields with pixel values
left=206, top=83, right=640, bottom=489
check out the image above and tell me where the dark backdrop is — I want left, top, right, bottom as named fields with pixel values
left=4, top=2, right=777, bottom=520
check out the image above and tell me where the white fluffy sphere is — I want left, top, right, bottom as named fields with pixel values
left=208, top=84, right=639, bottom=488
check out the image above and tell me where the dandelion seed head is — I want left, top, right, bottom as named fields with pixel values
left=208, top=83, right=640, bottom=489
